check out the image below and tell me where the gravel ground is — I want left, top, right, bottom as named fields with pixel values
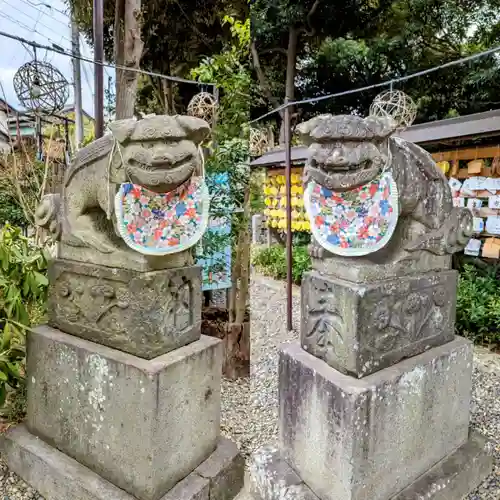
left=0, top=273, right=498, bottom=499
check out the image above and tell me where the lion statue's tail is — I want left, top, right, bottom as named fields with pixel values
left=35, top=194, right=61, bottom=240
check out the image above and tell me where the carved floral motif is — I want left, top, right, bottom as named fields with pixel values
left=364, top=285, right=448, bottom=355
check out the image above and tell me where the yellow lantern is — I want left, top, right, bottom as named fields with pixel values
left=436, top=161, right=450, bottom=174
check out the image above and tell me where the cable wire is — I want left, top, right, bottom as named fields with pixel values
left=0, top=9, right=69, bottom=52
left=250, top=43, right=500, bottom=124
left=25, top=0, right=68, bottom=17
left=0, top=28, right=216, bottom=86
left=3, top=0, right=72, bottom=43
left=17, top=0, right=71, bottom=29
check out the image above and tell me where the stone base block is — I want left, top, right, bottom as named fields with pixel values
left=301, top=270, right=457, bottom=377
left=279, top=338, right=474, bottom=500
left=48, top=259, right=202, bottom=358
left=27, top=326, right=222, bottom=500
left=0, top=425, right=244, bottom=500
left=58, top=241, right=192, bottom=272
left=249, top=432, right=492, bottom=500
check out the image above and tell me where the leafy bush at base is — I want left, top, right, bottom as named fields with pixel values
left=0, top=224, right=48, bottom=419
left=456, top=264, right=500, bottom=345
left=252, top=244, right=311, bottom=284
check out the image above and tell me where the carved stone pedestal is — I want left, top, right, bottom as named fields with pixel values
left=48, top=259, right=202, bottom=359
left=301, top=270, right=457, bottom=377
left=249, top=340, right=492, bottom=500
left=1, top=326, right=243, bottom=500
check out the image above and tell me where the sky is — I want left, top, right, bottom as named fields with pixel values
left=0, top=0, right=115, bottom=117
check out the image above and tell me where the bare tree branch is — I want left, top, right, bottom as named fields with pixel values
left=299, top=0, right=322, bottom=36
left=250, top=40, right=282, bottom=109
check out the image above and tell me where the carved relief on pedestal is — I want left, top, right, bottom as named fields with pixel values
left=362, top=284, right=450, bottom=356
left=48, top=260, right=202, bottom=359
left=301, top=274, right=349, bottom=368
left=301, top=271, right=457, bottom=377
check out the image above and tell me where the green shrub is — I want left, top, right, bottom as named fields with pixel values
left=456, top=264, right=500, bottom=345
left=0, top=192, right=27, bottom=228
left=0, top=224, right=48, bottom=418
left=252, top=244, right=311, bottom=284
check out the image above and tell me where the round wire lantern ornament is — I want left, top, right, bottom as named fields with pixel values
left=369, top=90, right=417, bottom=131
left=187, top=92, right=217, bottom=125
left=13, top=61, right=69, bottom=114
left=250, top=127, right=270, bottom=157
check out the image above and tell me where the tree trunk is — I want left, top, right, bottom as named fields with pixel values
left=225, top=185, right=251, bottom=378
left=224, top=321, right=250, bottom=379
left=114, top=0, right=144, bottom=120
left=161, top=49, right=175, bottom=114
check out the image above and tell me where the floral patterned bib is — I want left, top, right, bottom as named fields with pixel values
left=115, top=176, right=209, bottom=255
left=304, top=171, right=399, bottom=256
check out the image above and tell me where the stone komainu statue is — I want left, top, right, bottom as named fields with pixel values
left=297, top=114, right=473, bottom=270
left=35, top=114, right=210, bottom=256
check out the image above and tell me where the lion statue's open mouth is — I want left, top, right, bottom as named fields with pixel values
left=305, top=142, right=388, bottom=191
left=122, top=142, right=199, bottom=194
left=297, top=114, right=396, bottom=192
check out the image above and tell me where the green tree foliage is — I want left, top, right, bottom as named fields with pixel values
left=67, top=0, right=248, bottom=114
left=251, top=0, right=500, bottom=126
left=191, top=14, right=252, bottom=324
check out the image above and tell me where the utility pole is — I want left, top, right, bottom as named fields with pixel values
left=71, top=16, right=84, bottom=149
left=93, top=0, right=104, bottom=138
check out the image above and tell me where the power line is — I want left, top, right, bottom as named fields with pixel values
left=0, top=9, right=68, bottom=52
left=3, top=0, right=72, bottom=43
left=0, top=28, right=216, bottom=86
left=24, top=0, right=68, bottom=17
left=250, top=44, right=500, bottom=124
left=16, top=0, right=71, bottom=29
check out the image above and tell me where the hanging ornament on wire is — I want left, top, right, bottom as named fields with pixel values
left=249, top=127, right=270, bottom=157
left=369, top=89, right=417, bottom=131
left=187, top=91, right=217, bottom=125
left=13, top=59, right=69, bottom=115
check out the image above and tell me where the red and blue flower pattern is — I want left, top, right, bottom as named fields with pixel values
left=305, top=172, right=399, bottom=256
left=115, top=176, right=209, bottom=255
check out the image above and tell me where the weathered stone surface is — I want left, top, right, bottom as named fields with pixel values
left=35, top=114, right=210, bottom=269
left=301, top=270, right=457, bottom=377
left=58, top=242, right=193, bottom=273
left=393, top=431, right=493, bottom=500
left=195, top=436, right=245, bottom=500
left=162, top=474, right=209, bottom=500
left=279, top=338, right=473, bottom=500
left=298, top=114, right=473, bottom=274
left=26, top=326, right=222, bottom=500
left=1, top=426, right=245, bottom=500
left=311, top=248, right=451, bottom=283
left=248, top=434, right=492, bottom=500
left=0, top=424, right=136, bottom=500
left=47, top=259, right=202, bottom=358
left=248, top=446, right=318, bottom=500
